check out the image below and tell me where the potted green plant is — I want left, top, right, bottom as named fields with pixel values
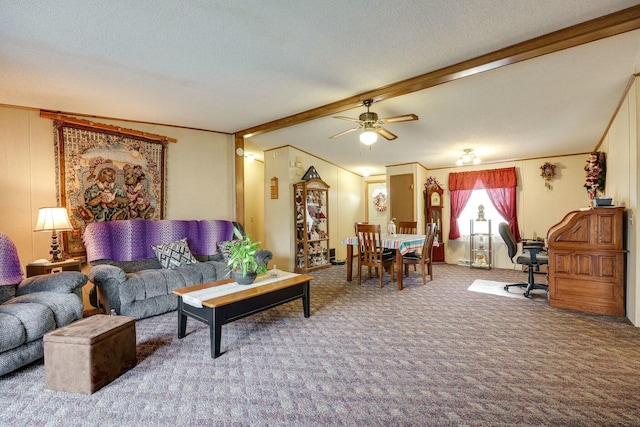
left=225, top=227, right=268, bottom=285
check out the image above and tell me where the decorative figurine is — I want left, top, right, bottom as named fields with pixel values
left=477, top=204, right=485, bottom=221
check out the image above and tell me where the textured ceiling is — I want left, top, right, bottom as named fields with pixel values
left=2, top=1, right=640, bottom=174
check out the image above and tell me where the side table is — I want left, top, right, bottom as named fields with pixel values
left=26, top=259, right=82, bottom=277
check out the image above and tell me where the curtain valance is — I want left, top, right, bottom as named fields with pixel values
left=448, top=167, right=517, bottom=191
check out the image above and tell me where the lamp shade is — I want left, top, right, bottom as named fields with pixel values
left=34, top=207, right=73, bottom=232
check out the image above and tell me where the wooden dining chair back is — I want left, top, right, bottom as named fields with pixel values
left=398, top=221, right=418, bottom=234
left=353, top=221, right=369, bottom=277
left=356, top=223, right=395, bottom=287
left=397, top=221, right=418, bottom=272
left=402, top=223, right=436, bottom=284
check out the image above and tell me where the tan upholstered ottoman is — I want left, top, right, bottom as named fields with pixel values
left=43, top=314, right=136, bottom=394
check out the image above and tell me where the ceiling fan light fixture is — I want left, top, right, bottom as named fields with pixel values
left=330, top=99, right=417, bottom=143
left=360, top=130, right=378, bottom=145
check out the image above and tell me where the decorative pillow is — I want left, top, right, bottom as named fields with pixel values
left=151, top=238, right=197, bottom=269
left=217, top=240, right=240, bottom=262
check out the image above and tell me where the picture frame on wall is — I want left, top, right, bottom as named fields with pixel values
left=53, top=118, right=168, bottom=257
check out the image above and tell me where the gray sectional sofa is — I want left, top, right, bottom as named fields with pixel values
left=84, top=219, right=271, bottom=320
left=0, top=232, right=86, bottom=377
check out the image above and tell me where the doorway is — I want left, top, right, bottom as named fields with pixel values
left=389, top=173, right=414, bottom=224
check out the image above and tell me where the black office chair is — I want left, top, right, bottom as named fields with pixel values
left=498, top=222, right=549, bottom=298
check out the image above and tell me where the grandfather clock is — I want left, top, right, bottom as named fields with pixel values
left=425, top=185, right=445, bottom=263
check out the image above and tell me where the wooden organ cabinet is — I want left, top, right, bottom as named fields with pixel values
left=546, top=207, right=626, bottom=317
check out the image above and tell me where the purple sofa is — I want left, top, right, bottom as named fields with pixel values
left=83, top=220, right=271, bottom=319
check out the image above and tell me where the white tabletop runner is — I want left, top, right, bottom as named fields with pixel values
left=182, top=271, right=299, bottom=308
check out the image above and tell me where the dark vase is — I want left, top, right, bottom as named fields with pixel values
left=232, top=270, right=257, bottom=285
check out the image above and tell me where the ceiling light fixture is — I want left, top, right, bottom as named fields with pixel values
left=359, top=129, right=378, bottom=145
left=456, top=148, right=481, bottom=166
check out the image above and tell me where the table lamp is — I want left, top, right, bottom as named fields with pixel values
left=34, top=207, right=73, bottom=262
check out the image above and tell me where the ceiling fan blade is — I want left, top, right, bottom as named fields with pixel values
left=375, top=126, right=397, bottom=141
left=333, top=116, right=363, bottom=123
left=379, top=114, right=419, bottom=124
left=329, top=127, right=360, bottom=139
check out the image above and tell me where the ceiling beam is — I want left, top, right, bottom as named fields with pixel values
left=236, top=5, right=640, bottom=138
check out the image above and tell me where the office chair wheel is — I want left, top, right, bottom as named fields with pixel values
left=504, top=285, right=508, bottom=291
left=523, top=291, right=531, bottom=298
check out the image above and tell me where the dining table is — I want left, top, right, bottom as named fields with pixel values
left=341, top=233, right=426, bottom=290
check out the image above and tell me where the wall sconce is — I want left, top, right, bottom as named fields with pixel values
left=245, top=153, right=255, bottom=162
left=456, top=148, right=481, bottom=166
left=34, top=207, right=73, bottom=262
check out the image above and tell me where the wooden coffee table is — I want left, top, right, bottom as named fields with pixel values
left=173, top=273, right=312, bottom=358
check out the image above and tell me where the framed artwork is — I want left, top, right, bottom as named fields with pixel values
left=53, top=118, right=168, bottom=256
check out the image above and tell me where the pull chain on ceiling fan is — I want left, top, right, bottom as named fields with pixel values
left=329, top=99, right=418, bottom=145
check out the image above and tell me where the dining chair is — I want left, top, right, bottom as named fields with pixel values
left=356, top=223, right=395, bottom=287
left=397, top=221, right=417, bottom=234
left=397, top=221, right=418, bottom=272
left=354, top=221, right=368, bottom=234
left=402, top=223, right=436, bottom=284
left=353, top=222, right=370, bottom=278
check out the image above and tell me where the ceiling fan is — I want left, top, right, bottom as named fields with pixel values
left=329, top=99, right=418, bottom=145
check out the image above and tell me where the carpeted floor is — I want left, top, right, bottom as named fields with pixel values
left=2, top=264, right=640, bottom=426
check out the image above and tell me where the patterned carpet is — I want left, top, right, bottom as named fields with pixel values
left=2, top=264, right=640, bottom=426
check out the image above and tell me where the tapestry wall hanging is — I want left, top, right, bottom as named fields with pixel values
left=53, top=119, right=168, bottom=256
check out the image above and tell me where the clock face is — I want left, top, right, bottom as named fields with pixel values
left=431, top=191, right=441, bottom=206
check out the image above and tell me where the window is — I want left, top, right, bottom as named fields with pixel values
left=448, top=167, right=521, bottom=241
left=456, top=189, right=507, bottom=236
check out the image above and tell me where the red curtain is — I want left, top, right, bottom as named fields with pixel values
left=448, top=189, right=473, bottom=240
left=486, top=187, right=520, bottom=241
left=448, top=167, right=521, bottom=240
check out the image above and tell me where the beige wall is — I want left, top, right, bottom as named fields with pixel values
left=244, top=157, right=265, bottom=245
left=598, top=77, right=638, bottom=325
left=263, top=147, right=293, bottom=271
left=263, top=145, right=362, bottom=271
left=0, top=108, right=56, bottom=267
left=0, top=106, right=234, bottom=271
